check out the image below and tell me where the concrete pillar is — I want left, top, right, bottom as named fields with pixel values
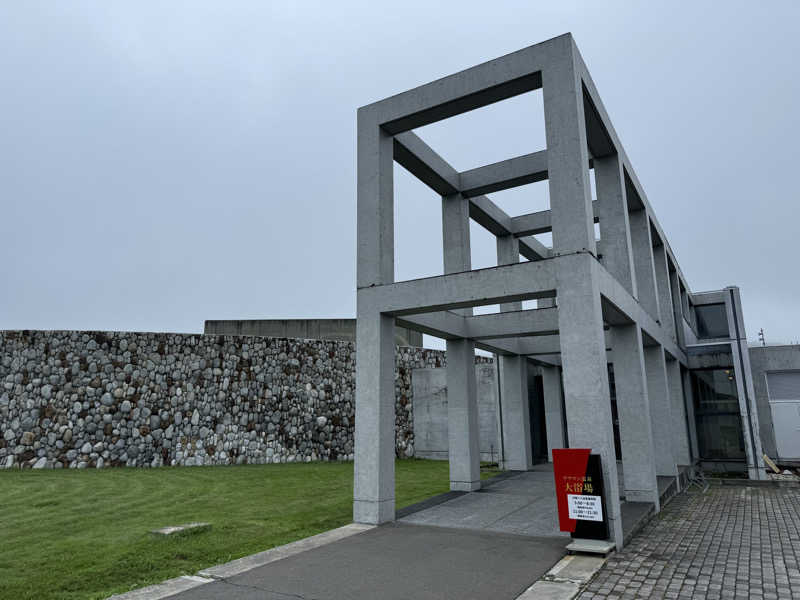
left=495, top=234, right=532, bottom=470
left=497, top=356, right=532, bottom=471
left=643, top=345, right=678, bottom=478
left=725, top=287, right=767, bottom=480
left=497, top=235, right=522, bottom=312
left=652, top=244, right=676, bottom=341
left=447, top=338, right=481, bottom=490
left=541, top=365, right=565, bottom=460
left=594, top=154, right=637, bottom=297
left=442, top=192, right=481, bottom=491
left=543, top=37, right=623, bottom=548
left=666, top=356, right=691, bottom=467
left=669, top=269, right=685, bottom=347
left=628, top=209, right=660, bottom=322
left=354, top=114, right=395, bottom=524
left=610, top=324, right=660, bottom=508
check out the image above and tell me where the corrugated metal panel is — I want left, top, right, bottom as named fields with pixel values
left=767, top=371, right=800, bottom=401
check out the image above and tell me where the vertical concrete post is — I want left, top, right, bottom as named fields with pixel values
left=594, top=154, right=637, bottom=297
left=652, top=244, right=676, bottom=341
left=543, top=36, right=623, bottom=548
left=725, top=287, right=767, bottom=480
left=447, top=339, right=481, bottom=490
left=610, top=324, right=660, bottom=509
left=497, top=356, right=532, bottom=470
left=643, top=345, right=678, bottom=479
left=628, top=209, right=660, bottom=322
left=497, top=236, right=522, bottom=312
left=665, top=356, right=691, bottom=467
left=495, top=235, right=532, bottom=470
left=541, top=365, right=565, bottom=460
left=354, top=112, right=396, bottom=524
left=442, top=193, right=481, bottom=491
left=669, top=269, right=685, bottom=347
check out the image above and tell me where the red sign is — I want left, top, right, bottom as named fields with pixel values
left=552, top=448, right=591, bottom=533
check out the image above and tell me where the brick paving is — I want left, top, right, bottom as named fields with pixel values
left=578, top=485, right=800, bottom=599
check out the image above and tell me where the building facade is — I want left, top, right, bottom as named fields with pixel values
left=353, top=33, right=767, bottom=549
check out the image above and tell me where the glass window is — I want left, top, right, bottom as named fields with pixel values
left=695, top=303, right=729, bottom=339
left=690, top=369, right=745, bottom=460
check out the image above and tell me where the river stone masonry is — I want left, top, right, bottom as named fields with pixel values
left=0, top=330, right=468, bottom=469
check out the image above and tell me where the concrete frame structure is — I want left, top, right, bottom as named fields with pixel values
left=354, top=33, right=766, bottom=548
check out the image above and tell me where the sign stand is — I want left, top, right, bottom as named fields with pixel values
left=552, top=448, right=615, bottom=555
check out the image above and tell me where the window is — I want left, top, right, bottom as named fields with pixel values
left=695, top=303, right=729, bottom=339
left=690, top=369, right=745, bottom=460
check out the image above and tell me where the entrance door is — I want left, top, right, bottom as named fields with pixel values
left=528, top=374, right=549, bottom=463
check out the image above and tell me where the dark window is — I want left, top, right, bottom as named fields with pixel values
left=690, top=369, right=745, bottom=460
left=695, top=303, right=729, bottom=339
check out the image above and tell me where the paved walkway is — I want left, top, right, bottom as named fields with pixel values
left=578, top=484, right=800, bottom=599
left=170, top=523, right=568, bottom=600
left=400, top=464, right=568, bottom=538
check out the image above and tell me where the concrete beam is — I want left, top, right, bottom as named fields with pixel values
left=459, top=151, right=548, bottom=197
left=519, top=236, right=551, bottom=261
left=510, top=202, right=598, bottom=237
left=393, top=132, right=460, bottom=196
left=465, top=307, right=559, bottom=340
left=359, top=260, right=556, bottom=317
left=360, top=35, right=579, bottom=134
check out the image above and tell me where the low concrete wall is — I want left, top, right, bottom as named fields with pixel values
left=412, top=365, right=501, bottom=462
left=204, top=319, right=423, bottom=347
left=0, top=330, right=443, bottom=469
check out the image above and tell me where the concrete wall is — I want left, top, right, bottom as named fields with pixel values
left=204, top=319, right=423, bottom=347
left=0, top=330, right=442, bottom=469
left=749, top=344, right=800, bottom=462
left=412, top=364, right=500, bottom=462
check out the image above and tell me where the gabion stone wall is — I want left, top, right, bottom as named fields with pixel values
left=0, top=330, right=451, bottom=469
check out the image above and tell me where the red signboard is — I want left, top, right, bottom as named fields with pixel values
left=552, top=448, right=608, bottom=539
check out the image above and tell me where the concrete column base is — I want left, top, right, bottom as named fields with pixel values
left=450, top=480, right=481, bottom=492
left=625, top=489, right=660, bottom=508
left=353, top=498, right=395, bottom=525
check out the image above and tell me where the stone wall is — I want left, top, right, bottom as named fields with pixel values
left=0, top=330, right=453, bottom=469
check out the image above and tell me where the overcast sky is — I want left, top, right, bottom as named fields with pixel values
left=2, top=1, right=799, bottom=346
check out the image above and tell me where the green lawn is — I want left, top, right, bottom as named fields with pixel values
left=0, top=460, right=498, bottom=600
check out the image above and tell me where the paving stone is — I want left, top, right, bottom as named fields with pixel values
left=576, top=486, right=800, bottom=599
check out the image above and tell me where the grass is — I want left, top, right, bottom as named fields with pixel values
left=0, top=459, right=498, bottom=600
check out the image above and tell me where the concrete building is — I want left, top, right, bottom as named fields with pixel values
left=749, top=344, right=800, bottom=465
left=353, top=33, right=767, bottom=549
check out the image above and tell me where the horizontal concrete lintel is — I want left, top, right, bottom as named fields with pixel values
left=358, top=260, right=556, bottom=317
left=511, top=201, right=598, bottom=237
left=519, top=236, right=551, bottom=261
left=359, top=35, right=575, bottom=134
left=459, top=151, right=548, bottom=197
left=465, top=307, right=559, bottom=340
